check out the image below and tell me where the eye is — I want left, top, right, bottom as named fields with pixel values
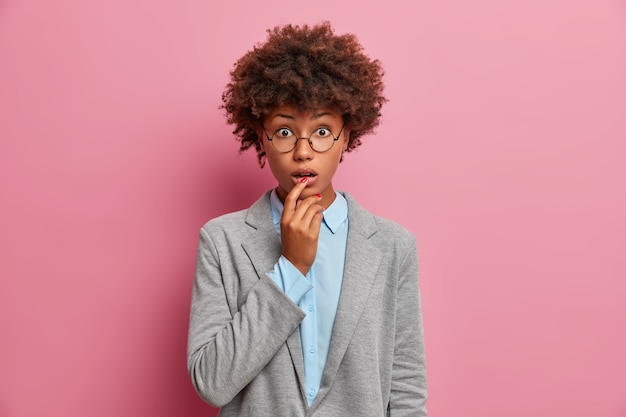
left=275, top=128, right=293, bottom=138
left=315, top=127, right=331, bottom=137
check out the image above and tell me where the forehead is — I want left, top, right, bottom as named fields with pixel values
left=265, top=104, right=342, bottom=123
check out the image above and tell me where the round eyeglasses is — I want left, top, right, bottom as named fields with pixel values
left=263, top=124, right=345, bottom=153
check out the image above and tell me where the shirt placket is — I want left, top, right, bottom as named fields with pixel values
left=299, top=268, right=319, bottom=406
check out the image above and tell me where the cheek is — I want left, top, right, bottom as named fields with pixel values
left=325, top=151, right=343, bottom=173
left=265, top=155, right=290, bottom=180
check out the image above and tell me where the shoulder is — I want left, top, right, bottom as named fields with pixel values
left=201, top=208, right=248, bottom=232
left=199, top=191, right=272, bottom=239
left=342, top=192, right=416, bottom=247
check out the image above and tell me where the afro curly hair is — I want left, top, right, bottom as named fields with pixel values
left=220, top=21, right=387, bottom=166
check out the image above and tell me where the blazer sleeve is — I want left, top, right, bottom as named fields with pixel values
left=389, top=236, right=428, bottom=416
left=187, top=225, right=306, bottom=407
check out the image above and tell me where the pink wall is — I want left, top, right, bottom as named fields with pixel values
left=1, top=1, right=625, bottom=416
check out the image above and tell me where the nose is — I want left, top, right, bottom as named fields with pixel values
left=292, top=137, right=314, bottom=161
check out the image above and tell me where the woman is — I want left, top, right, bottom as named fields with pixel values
left=187, top=22, right=427, bottom=416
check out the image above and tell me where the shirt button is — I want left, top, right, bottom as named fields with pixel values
left=309, top=346, right=315, bottom=353
left=308, top=388, right=315, bottom=397
left=308, top=305, right=314, bottom=312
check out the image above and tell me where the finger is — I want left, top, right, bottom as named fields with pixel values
left=301, top=202, right=324, bottom=230
left=283, top=178, right=308, bottom=215
left=295, top=194, right=324, bottom=224
left=281, top=198, right=321, bottom=233
left=309, top=209, right=324, bottom=233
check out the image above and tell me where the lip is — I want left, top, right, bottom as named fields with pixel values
left=291, top=169, right=318, bottom=186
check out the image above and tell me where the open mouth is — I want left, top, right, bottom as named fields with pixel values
left=292, top=170, right=318, bottom=185
left=292, top=169, right=318, bottom=179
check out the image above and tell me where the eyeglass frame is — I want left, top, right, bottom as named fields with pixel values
left=262, top=123, right=345, bottom=153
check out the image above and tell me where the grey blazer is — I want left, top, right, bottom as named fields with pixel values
left=187, top=191, right=427, bottom=416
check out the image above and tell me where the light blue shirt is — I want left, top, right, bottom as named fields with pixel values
left=267, top=189, right=348, bottom=406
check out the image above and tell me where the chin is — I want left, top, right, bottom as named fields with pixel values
left=298, top=189, right=317, bottom=199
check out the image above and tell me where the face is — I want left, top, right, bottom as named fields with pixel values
left=259, top=104, right=348, bottom=208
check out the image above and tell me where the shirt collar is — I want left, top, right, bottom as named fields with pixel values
left=270, top=188, right=348, bottom=234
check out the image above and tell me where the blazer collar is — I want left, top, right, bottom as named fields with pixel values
left=244, top=190, right=274, bottom=231
left=241, top=191, right=281, bottom=279
left=244, top=190, right=374, bottom=235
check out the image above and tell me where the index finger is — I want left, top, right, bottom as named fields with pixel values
left=283, top=178, right=308, bottom=213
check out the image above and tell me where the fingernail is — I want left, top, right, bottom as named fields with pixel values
left=300, top=177, right=308, bottom=183
left=315, top=194, right=322, bottom=198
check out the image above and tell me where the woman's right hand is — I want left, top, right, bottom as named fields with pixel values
left=279, top=178, right=324, bottom=275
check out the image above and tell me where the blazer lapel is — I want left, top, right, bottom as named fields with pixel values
left=240, top=191, right=308, bottom=401
left=240, top=191, right=281, bottom=280
left=316, top=193, right=383, bottom=402
left=285, top=329, right=307, bottom=402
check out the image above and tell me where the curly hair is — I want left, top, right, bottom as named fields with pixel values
left=220, top=21, right=387, bottom=166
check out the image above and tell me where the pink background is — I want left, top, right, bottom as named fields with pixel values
left=1, top=0, right=625, bottom=416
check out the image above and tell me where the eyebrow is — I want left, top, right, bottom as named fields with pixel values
left=270, top=112, right=333, bottom=121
